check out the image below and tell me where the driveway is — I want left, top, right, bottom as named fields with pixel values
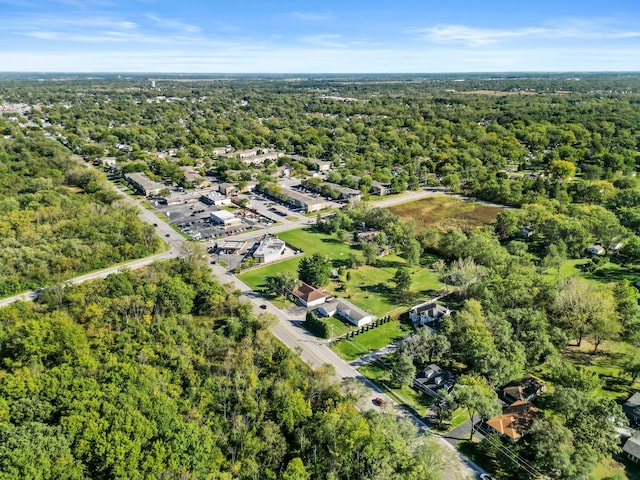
left=440, top=414, right=483, bottom=447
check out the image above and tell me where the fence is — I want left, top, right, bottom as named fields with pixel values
left=330, top=315, right=392, bottom=343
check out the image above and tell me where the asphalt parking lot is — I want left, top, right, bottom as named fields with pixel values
left=156, top=198, right=275, bottom=241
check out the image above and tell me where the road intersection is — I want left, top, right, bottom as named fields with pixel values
left=0, top=184, right=484, bottom=478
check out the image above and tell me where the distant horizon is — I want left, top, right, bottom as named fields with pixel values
left=2, top=1, right=640, bottom=72
left=1, top=71, right=639, bottom=76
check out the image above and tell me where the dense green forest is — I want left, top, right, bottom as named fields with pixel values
left=0, top=254, right=450, bottom=479
left=2, top=73, right=640, bottom=478
left=0, top=119, right=161, bottom=297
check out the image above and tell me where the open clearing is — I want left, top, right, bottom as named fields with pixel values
left=238, top=227, right=444, bottom=317
left=388, top=194, right=503, bottom=232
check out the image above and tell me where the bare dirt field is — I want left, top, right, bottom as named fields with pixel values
left=455, top=90, right=537, bottom=96
left=388, top=194, right=503, bottom=231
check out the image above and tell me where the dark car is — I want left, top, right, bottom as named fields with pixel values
left=372, top=397, right=385, bottom=406
left=259, top=304, right=267, bottom=309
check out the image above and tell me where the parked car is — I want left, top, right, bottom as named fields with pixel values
left=372, top=397, right=385, bottom=406
left=259, top=304, right=267, bottom=310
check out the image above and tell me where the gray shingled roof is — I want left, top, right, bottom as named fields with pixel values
left=623, top=436, right=640, bottom=459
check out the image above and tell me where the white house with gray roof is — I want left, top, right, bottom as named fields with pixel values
left=316, top=298, right=374, bottom=327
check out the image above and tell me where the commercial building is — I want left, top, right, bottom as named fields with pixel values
left=253, top=236, right=286, bottom=263
left=200, top=192, right=232, bottom=206
left=281, top=188, right=330, bottom=213
left=124, top=172, right=165, bottom=197
left=210, top=210, right=242, bottom=227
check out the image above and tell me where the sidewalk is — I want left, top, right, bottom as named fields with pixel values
left=349, top=343, right=398, bottom=367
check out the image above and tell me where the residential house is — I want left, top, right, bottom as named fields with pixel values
left=356, top=230, right=381, bottom=242
left=96, top=156, right=117, bottom=167
left=586, top=244, right=606, bottom=256
left=409, top=301, right=451, bottom=329
left=180, top=166, right=207, bottom=188
left=623, top=392, right=640, bottom=425
left=413, top=364, right=456, bottom=397
left=228, top=147, right=260, bottom=159
left=212, top=146, right=232, bottom=156
left=331, top=184, right=362, bottom=202
left=219, top=182, right=237, bottom=196
left=239, top=181, right=259, bottom=193
left=253, top=236, right=286, bottom=263
left=277, top=165, right=293, bottom=178
left=316, top=298, right=374, bottom=327
left=124, top=172, right=165, bottom=197
left=287, top=154, right=332, bottom=172
left=242, top=151, right=283, bottom=166
left=210, top=210, right=241, bottom=227
left=485, top=401, right=539, bottom=443
left=292, top=283, right=330, bottom=308
left=501, top=376, right=546, bottom=404
left=371, top=181, right=390, bottom=196
left=623, top=433, right=640, bottom=463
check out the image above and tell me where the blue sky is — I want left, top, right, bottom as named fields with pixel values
left=1, top=0, right=639, bottom=72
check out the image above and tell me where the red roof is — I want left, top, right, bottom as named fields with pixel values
left=293, top=282, right=327, bottom=303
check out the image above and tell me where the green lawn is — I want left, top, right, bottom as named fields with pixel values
left=324, top=316, right=353, bottom=337
left=543, top=258, right=640, bottom=286
left=238, top=257, right=301, bottom=291
left=278, top=228, right=353, bottom=257
left=592, top=455, right=640, bottom=480
left=332, top=320, right=412, bottom=360
left=239, top=227, right=445, bottom=317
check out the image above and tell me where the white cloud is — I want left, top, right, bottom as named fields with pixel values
left=414, top=18, right=640, bottom=46
left=289, top=11, right=331, bottom=21
left=302, top=34, right=344, bottom=48
left=145, top=14, right=201, bottom=33
left=417, top=25, right=549, bottom=46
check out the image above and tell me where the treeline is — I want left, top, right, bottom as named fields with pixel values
left=0, top=251, right=453, bottom=479
left=0, top=126, right=160, bottom=297
left=2, top=76, right=639, bottom=202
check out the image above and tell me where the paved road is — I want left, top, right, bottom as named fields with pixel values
left=213, top=266, right=481, bottom=479
left=0, top=183, right=485, bottom=479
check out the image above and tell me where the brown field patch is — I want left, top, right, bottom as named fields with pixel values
left=388, top=195, right=503, bottom=232
left=456, top=90, right=537, bottom=96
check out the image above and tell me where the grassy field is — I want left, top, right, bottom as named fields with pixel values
left=278, top=228, right=353, bottom=257
left=388, top=194, right=503, bottom=232
left=542, top=258, right=640, bottom=286
left=238, top=227, right=445, bottom=317
left=324, top=316, right=353, bottom=337
left=331, top=320, right=412, bottom=360
left=592, top=455, right=640, bottom=480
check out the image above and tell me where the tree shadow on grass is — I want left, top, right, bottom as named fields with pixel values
left=320, top=237, right=343, bottom=244
left=587, top=265, right=640, bottom=283
left=375, top=258, right=405, bottom=269
left=601, top=375, right=631, bottom=395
